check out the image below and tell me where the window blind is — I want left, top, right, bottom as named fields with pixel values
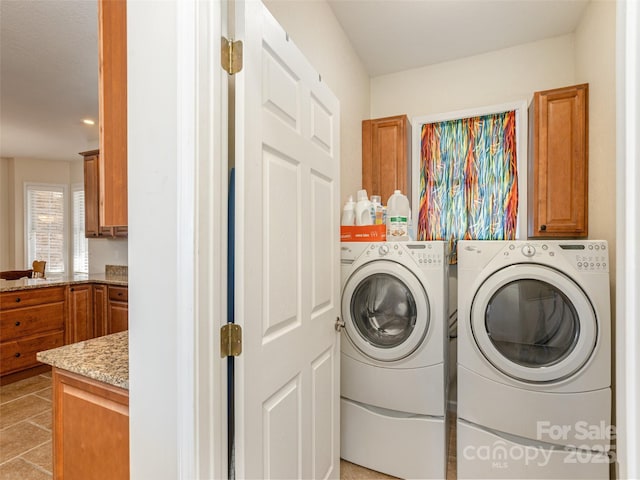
left=26, top=185, right=66, bottom=273
left=72, top=187, right=89, bottom=273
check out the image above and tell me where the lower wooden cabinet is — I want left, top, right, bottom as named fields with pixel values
left=67, top=285, right=94, bottom=343
left=108, top=286, right=129, bottom=334
left=93, top=284, right=109, bottom=338
left=1, top=283, right=128, bottom=383
left=0, top=287, right=66, bottom=381
left=53, top=368, right=129, bottom=480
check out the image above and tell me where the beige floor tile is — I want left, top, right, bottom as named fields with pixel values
left=21, top=441, right=53, bottom=474
left=33, top=387, right=52, bottom=402
left=0, top=457, right=51, bottom=480
left=0, top=422, right=50, bottom=464
left=340, top=459, right=399, bottom=479
left=0, top=376, right=51, bottom=405
left=0, top=395, right=51, bottom=430
left=28, top=411, right=52, bottom=432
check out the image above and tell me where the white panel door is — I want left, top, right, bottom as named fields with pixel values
left=234, top=1, right=341, bottom=479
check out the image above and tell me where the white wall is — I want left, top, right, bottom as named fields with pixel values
left=0, top=158, right=11, bottom=270
left=263, top=0, right=370, bottom=204
left=575, top=0, right=617, bottom=296
left=371, top=33, right=576, bottom=119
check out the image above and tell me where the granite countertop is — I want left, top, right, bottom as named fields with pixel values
left=37, top=331, right=129, bottom=390
left=0, top=272, right=128, bottom=292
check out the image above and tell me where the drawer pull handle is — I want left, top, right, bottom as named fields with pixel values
left=14, top=352, right=21, bottom=358
left=15, top=297, right=21, bottom=303
left=15, top=321, right=21, bottom=327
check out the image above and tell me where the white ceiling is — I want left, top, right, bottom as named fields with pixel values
left=0, top=0, right=589, bottom=163
left=327, top=0, right=590, bottom=76
left=0, top=0, right=99, bottom=162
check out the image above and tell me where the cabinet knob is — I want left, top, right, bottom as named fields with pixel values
left=71, top=287, right=75, bottom=292
left=15, top=297, right=20, bottom=303
left=14, top=352, right=21, bottom=358
left=540, top=224, right=547, bottom=231
left=15, top=321, right=21, bottom=327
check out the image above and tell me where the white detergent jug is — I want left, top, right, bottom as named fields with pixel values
left=341, top=195, right=356, bottom=226
left=386, top=190, right=411, bottom=241
left=355, top=189, right=373, bottom=226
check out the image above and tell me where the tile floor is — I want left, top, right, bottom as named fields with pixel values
left=0, top=373, right=53, bottom=480
left=0, top=373, right=457, bottom=480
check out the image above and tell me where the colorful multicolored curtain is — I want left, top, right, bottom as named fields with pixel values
left=417, top=110, right=518, bottom=263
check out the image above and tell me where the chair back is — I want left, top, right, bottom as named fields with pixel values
left=32, top=261, right=46, bottom=278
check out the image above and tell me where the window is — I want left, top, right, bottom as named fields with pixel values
left=72, top=185, right=89, bottom=273
left=25, top=184, right=67, bottom=273
left=412, top=101, right=528, bottom=262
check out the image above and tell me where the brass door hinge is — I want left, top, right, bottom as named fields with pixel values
left=221, top=37, right=243, bottom=75
left=220, top=323, right=242, bottom=357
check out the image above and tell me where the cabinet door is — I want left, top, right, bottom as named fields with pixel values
left=107, top=286, right=128, bottom=334
left=53, top=369, right=129, bottom=480
left=67, top=285, right=94, bottom=343
left=83, top=152, right=101, bottom=238
left=98, top=0, right=128, bottom=227
left=93, top=285, right=108, bottom=338
left=529, top=84, right=588, bottom=237
left=362, top=115, right=411, bottom=205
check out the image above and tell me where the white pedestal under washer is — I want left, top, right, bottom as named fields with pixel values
left=456, top=240, right=612, bottom=479
left=340, top=241, right=449, bottom=479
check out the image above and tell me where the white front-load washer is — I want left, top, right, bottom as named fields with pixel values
left=457, top=240, right=612, bottom=479
left=340, top=241, right=448, bottom=479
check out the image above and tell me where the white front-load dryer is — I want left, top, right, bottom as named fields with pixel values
left=456, top=240, right=612, bottom=479
left=340, top=241, right=448, bottom=479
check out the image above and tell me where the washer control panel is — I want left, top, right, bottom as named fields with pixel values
left=362, top=242, right=445, bottom=266
left=500, top=241, right=609, bottom=273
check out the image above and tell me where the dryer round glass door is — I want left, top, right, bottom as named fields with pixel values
left=471, top=264, right=597, bottom=383
left=341, top=260, right=430, bottom=362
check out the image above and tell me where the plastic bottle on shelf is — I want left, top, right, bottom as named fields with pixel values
left=341, top=195, right=356, bottom=226
left=354, top=189, right=373, bottom=226
left=370, top=195, right=383, bottom=225
left=386, top=190, right=411, bottom=241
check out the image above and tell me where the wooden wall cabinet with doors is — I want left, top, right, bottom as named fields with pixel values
left=0, top=287, right=66, bottom=383
left=528, top=83, right=589, bottom=238
left=98, top=0, right=128, bottom=228
left=362, top=114, right=412, bottom=205
left=81, top=149, right=128, bottom=238
left=53, top=368, right=129, bottom=480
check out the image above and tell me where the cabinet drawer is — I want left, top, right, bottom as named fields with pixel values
left=0, top=286, right=66, bottom=310
left=0, top=303, right=66, bottom=342
left=108, top=286, right=128, bottom=302
left=1, top=330, right=64, bottom=376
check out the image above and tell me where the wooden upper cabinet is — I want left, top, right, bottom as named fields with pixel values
left=81, top=149, right=128, bottom=238
left=98, top=0, right=127, bottom=227
left=528, top=84, right=588, bottom=238
left=362, top=115, right=412, bottom=205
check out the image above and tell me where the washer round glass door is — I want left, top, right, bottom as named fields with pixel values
left=342, top=260, right=430, bottom=362
left=471, top=264, right=597, bottom=383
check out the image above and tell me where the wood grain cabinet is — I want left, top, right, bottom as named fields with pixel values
left=93, top=284, right=109, bottom=338
left=98, top=0, right=128, bottom=227
left=107, top=286, right=128, bottom=334
left=53, top=368, right=129, bottom=480
left=362, top=114, right=412, bottom=205
left=67, top=285, right=94, bottom=344
left=0, top=287, right=66, bottom=382
left=528, top=83, right=589, bottom=238
left=81, top=149, right=128, bottom=238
